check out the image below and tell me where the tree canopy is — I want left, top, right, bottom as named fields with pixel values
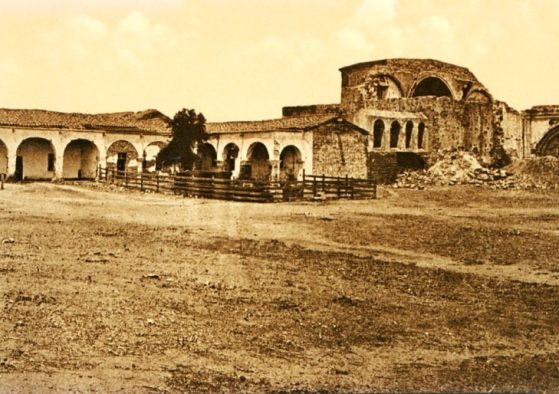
left=156, top=108, right=208, bottom=170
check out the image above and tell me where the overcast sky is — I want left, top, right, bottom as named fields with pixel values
left=0, top=0, right=558, bottom=121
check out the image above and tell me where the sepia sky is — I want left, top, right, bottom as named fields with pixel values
left=0, top=0, right=558, bottom=121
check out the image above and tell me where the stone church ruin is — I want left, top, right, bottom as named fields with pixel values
left=1, top=58, right=558, bottom=184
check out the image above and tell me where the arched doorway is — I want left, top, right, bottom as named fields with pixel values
left=0, top=139, right=7, bottom=175
left=411, top=76, right=453, bottom=98
left=62, top=139, right=99, bottom=179
left=243, top=142, right=270, bottom=180
left=390, top=121, right=401, bottom=148
left=535, top=126, right=559, bottom=157
left=198, top=143, right=218, bottom=171
left=373, top=119, right=384, bottom=148
left=107, top=140, right=139, bottom=173
left=280, top=145, right=302, bottom=181
left=222, top=143, right=239, bottom=173
left=16, top=138, right=55, bottom=180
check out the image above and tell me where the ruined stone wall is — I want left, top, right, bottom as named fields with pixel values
left=492, top=101, right=524, bottom=162
left=368, top=151, right=428, bottom=183
left=350, top=97, right=496, bottom=162
left=312, top=123, right=367, bottom=178
left=282, top=104, right=341, bottom=117
left=339, top=59, right=484, bottom=111
left=523, top=106, right=559, bottom=156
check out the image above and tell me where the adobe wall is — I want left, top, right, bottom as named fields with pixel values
left=312, top=123, right=367, bottom=178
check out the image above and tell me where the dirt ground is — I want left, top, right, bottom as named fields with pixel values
left=0, top=182, right=558, bottom=393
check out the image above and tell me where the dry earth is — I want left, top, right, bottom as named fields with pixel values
left=0, top=182, right=558, bottom=393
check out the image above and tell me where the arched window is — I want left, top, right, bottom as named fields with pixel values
left=411, top=77, right=452, bottom=98
left=373, top=120, right=384, bottom=148
left=390, top=121, right=401, bottom=149
left=418, top=122, right=425, bottom=149
left=405, top=121, right=413, bottom=149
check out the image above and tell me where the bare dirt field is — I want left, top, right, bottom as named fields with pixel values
left=1, top=182, right=558, bottom=393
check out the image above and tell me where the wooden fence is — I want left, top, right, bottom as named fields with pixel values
left=98, top=167, right=376, bottom=202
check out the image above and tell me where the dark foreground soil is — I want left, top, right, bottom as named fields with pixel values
left=0, top=183, right=558, bottom=393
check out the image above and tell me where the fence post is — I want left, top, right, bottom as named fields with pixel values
left=313, top=177, right=317, bottom=198
left=1, top=173, right=4, bottom=190
left=322, top=174, right=325, bottom=192
left=345, top=175, right=349, bottom=197
left=140, top=171, right=144, bottom=191
left=337, top=176, right=340, bottom=197
left=156, top=174, right=160, bottom=193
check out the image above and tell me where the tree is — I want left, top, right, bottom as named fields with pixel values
left=156, top=108, right=207, bottom=170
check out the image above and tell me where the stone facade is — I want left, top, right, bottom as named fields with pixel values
left=311, top=122, right=368, bottom=178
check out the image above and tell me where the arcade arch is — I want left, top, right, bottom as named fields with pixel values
left=107, top=140, right=139, bottom=173
left=16, top=138, right=56, bottom=180
left=279, top=145, right=303, bottom=181
left=62, top=139, right=99, bottom=179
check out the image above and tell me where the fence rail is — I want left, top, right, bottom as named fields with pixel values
left=98, top=167, right=376, bottom=202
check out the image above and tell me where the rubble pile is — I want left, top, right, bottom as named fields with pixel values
left=394, top=153, right=559, bottom=190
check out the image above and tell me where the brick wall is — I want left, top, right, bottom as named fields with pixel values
left=312, top=123, right=368, bottom=178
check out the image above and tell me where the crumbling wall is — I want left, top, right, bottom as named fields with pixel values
left=368, top=152, right=428, bottom=183
left=282, top=104, right=341, bottom=117
left=491, top=101, right=524, bottom=165
left=350, top=97, right=496, bottom=161
left=524, top=106, right=559, bottom=156
left=312, top=123, right=367, bottom=178
left=339, top=59, right=485, bottom=112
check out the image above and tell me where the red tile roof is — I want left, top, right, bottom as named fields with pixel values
left=0, top=108, right=171, bottom=134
